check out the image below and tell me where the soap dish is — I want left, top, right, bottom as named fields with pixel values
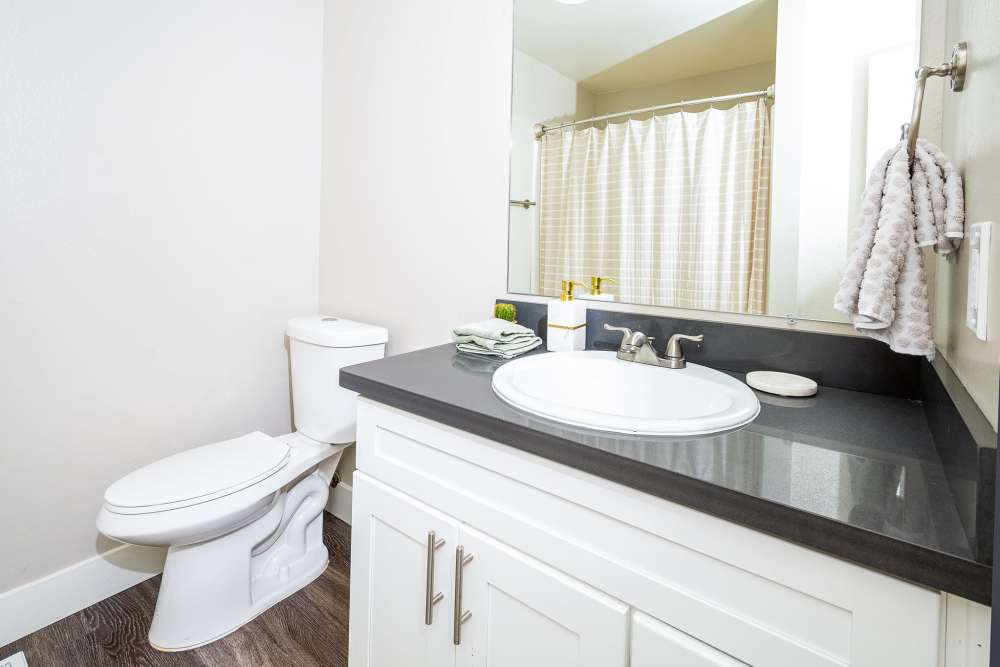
left=746, top=371, right=818, bottom=397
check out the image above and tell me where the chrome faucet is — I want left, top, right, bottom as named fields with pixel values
left=604, top=323, right=703, bottom=369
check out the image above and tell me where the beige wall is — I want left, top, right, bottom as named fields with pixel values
left=592, top=61, right=776, bottom=116
left=319, top=0, right=512, bottom=353
left=931, top=0, right=1000, bottom=429
left=0, top=0, right=323, bottom=593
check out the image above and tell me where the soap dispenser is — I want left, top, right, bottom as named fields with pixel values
left=548, top=280, right=587, bottom=352
left=578, top=276, right=617, bottom=302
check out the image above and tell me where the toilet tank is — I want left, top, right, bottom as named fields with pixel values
left=286, top=316, right=388, bottom=444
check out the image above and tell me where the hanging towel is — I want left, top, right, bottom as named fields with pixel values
left=452, top=318, right=542, bottom=360
left=834, top=139, right=965, bottom=359
left=916, top=141, right=965, bottom=256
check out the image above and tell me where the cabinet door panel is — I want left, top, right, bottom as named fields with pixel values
left=349, top=473, right=458, bottom=667
left=631, top=611, right=749, bottom=667
left=455, top=525, right=628, bottom=667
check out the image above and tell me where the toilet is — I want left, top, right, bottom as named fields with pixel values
left=96, top=315, right=387, bottom=651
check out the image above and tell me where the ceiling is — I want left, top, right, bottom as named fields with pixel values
left=582, top=0, right=778, bottom=94
left=514, top=0, right=777, bottom=94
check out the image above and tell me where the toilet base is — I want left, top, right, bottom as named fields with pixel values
left=149, top=549, right=330, bottom=653
left=148, top=471, right=331, bottom=651
left=150, top=554, right=328, bottom=652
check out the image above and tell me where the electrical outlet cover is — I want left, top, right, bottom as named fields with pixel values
left=966, top=222, right=992, bottom=341
left=0, top=651, right=29, bottom=667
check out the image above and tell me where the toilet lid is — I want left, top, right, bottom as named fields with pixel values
left=104, top=432, right=290, bottom=514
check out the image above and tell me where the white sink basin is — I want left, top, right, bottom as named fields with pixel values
left=492, top=351, right=760, bottom=436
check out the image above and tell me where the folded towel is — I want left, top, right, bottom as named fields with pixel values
left=456, top=338, right=542, bottom=360
left=834, top=139, right=965, bottom=359
left=453, top=318, right=537, bottom=342
left=452, top=318, right=542, bottom=359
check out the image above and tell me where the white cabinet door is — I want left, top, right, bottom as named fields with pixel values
left=348, top=473, right=459, bottom=667
left=631, top=611, right=749, bottom=667
left=454, top=525, right=629, bottom=667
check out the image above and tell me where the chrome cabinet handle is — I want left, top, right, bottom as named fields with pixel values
left=453, top=546, right=474, bottom=645
left=424, top=531, right=446, bottom=625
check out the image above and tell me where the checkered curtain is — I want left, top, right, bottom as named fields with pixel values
left=537, top=99, right=771, bottom=314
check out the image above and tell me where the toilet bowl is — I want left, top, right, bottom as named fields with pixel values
left=96, top=316, right=387, bottom=651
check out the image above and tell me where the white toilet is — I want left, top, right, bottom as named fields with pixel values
left=97, top=315, right=387, bottom=651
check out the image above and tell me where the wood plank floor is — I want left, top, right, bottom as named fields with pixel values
left=1, top=514, right=351, bottom=667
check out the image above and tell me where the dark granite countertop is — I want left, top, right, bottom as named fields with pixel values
left=341, top=344, right=991, bottom=604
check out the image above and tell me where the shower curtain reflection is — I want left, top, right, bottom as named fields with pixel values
left=537, top=99, right=772, bottom=314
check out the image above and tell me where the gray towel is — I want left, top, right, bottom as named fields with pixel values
left=834, top=139, right=964, bottom=359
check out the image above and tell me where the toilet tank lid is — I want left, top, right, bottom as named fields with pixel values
left=287, top=316, right=388, bottom=348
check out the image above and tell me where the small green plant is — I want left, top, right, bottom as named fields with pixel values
left=494, top=302, right=517, bottom=323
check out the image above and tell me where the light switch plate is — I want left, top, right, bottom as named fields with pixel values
left=966, top=222, right=992, bottom=341
left=0, top=651, right=29, bottom=667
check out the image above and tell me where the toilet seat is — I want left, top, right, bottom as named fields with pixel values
left=104, top=432, right=290, bottom=515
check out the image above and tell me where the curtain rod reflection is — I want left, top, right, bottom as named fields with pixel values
left=534, top=85, right=775, bottom=140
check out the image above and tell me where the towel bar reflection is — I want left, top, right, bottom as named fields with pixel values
left=904, top=42, right=967, bottom=165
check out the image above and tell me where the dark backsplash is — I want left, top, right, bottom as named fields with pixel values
left=922, top=361, right=997, bottom=563
left=503, top=298, right=921, bottom=398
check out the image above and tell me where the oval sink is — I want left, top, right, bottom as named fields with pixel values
left=492, top=351, right=760, bottom=436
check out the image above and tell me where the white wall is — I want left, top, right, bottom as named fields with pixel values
left=508, top=49, right=594, bottom=294
left=319, top=0, right=512, bottom=355
left=0, top=0, right=324, bottom=595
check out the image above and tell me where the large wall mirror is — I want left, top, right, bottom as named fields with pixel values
left=508, top=0, right=923, bottom=323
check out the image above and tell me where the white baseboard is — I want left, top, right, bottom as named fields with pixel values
left=326, top=481, right=353, bottom=525
left=2, top=479, right=353, bottom=648
left=0, top=543, right=165, bottom=648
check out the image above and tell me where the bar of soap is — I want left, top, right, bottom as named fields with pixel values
left=746, top=371, right=818, bottom=397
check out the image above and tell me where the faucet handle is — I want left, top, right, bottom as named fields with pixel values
left=665, top=333, right=704, bottom=360
left=604, top=323, right=634, bottom=351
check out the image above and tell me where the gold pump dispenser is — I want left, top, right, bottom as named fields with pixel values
left=589, top=276, right=616, bottom=296
left=559, top=280, right=583, bottom=301
left=548, top=279, right=587, bottom=351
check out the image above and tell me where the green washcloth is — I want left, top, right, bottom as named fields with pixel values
left=452, top=318, right=542, bottom=359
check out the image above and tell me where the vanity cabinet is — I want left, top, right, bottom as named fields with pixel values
left=348, top=399, right=954, bottom=666
left=348, top=475, right=459, bottom=666
left=456, top=525, right=629, bottom=667
left=350, top=475, right=627, bottom=667
left=630, top=611, right=748, bottom=667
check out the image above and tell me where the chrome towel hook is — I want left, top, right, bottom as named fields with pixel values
left=905, top=42, right=967, bottom=164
